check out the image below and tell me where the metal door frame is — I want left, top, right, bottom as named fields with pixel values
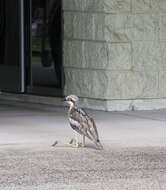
left=20, top=0, right=25, bottom=92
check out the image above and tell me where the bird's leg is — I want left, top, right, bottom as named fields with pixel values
left=74, top=133, right=86, bottom=148
left=52, top=135, right=80, bottom=148
left=74, top=131, right=79, bottom=148
left=52, top=140, right=74, bottom=147
left=81, top=135, right=86, bottom=147
left=52, top=133, right=84, bottom=148
left=68, top=132, right=83, bottom=148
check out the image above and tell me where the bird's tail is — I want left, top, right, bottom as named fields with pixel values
left=95, top=140, right=103, bottom=150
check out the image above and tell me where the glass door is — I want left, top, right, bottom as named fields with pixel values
left=27, top=0, right=63, bottom=96
left=0, top=0, right=25, bottom=92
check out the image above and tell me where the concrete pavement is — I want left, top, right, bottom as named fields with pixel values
left=0, top=101, right=166, bottom=189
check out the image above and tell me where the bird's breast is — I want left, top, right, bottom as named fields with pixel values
left=69, top=117, right=80, bottom=127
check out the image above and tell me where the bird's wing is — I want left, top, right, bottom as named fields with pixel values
left=70, top=107, right=99, bottom=142
left=69, top=117, right=93, bottom=140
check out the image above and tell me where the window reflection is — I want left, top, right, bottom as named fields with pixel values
left=32, top=0, right=62, bottom=88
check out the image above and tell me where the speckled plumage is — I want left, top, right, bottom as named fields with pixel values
left=66, top=95, right=103, bottom=149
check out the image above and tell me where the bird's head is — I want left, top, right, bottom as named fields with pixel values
left=65, top=95, right=79, bottom=107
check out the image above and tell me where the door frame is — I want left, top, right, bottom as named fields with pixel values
left=21, top=0, right=25, bottom=92
left=24, top=0, right=64, bottom=97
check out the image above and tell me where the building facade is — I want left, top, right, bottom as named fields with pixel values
left=1, top=0, right=166, bottom=111
left=63, top=0, right=166, bottom=111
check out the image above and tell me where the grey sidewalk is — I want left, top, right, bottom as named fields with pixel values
left=0, top=102, right=166, bottom=190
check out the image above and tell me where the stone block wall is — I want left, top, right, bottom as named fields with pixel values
left=62, top=0, right=166, bottom=111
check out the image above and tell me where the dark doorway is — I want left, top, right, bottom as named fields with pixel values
left=27, top=0, right=64, bottom=96
left=0, top=0, right=25, bottom=92
left=0, top=0, right=64, bottom=96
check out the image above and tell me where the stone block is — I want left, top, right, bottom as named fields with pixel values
left=80, top=97, right=108, bottom=111
left=63, top=0, right=83, bottom=11
left=132, top=14, right=144, bottom=41
left=81, top=98, right=166, bottom=111
left=103, top=13, right=159, bottom=42
left=63, top=40, right=85, bottom=68
left=64, top=40, right=109, bottom=69
left=142, top=14, right=159, bottom=41
left=133, top=99, right=166, bottom=110
left=133, top=14, right=159, bottom=41
left=138, top=71, right=159, bottom=98
left=83, top=41, right=109, bottom=69
left=64, top=41, right=131, bottom=70
left=63, top=0, right=131, bottom=13
left=64, top=12, right=159, bottom=42
left=107, top=71, right=158, bottom=99
left=107, top=71, right=135, bottom=99
left=81, top=0, right=103, bottom=12
left=159, top=0, right=166, bottom=13
left=159, top=71, right=166, bottom=97
left=62, top=0, right=164, bottom=110
left=64, top=69, right=109, bottom=99
left=105, top=14, right=133, bottom=42
left=63, top=0, right=103, bottom=12
left=64, top=69, right=158, bottom=100
left=159, top=14, right=166, bottom=41
left=93, top=14, right=105, bottom=40
left=107, top=43, right=131, bottom=70
left=63, top=12, right=74, bottom=39
left=133, top=41, right=161, bottom=71
left=73, top=13, right=94, bottom=40
left=132, top=0, right=159, bottom=13
left=160, top=42, right=166, bottom=70
left=106, top=99, right=132, bottom=111
left=72, top=13, right=105, bottom=40
left=103, top=0, right=131, bottom=13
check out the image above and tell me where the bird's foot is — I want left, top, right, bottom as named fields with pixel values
left=80, top=143, right=85, bottom=148
left=52, top=141, right=58, bottom=147
left=69, top=138, right=75, bottom=145
left=69, top=138, right=85, bottom=148
left=70, top=142, right=84, bottom=148
left=52, top=138, right=85, bottom=148
left=52, top=141, right=73, bottom=147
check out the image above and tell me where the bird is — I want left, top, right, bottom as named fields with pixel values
left=52, top=95, right=103, bottom=150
